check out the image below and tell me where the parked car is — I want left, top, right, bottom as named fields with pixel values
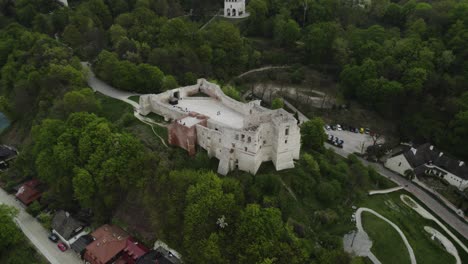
left=365, top=128, right=370, bottom=134
left=359, top=127, right=364, bottom=133
left=325, top=125, right=331, bottom=130
left=336, top=124, right=342, bottom=131
left=48, top=233, right=59, bottom=243
left=331, top=125, right=337, bottom=130
left=57, top=242, right=67, bottom=252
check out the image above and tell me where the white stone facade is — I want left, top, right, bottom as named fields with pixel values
left=385, top=153, right=468, bottom=190
left=224, top=0, right=248, bottom=18
left=139, top=79, right=301, bottom=175
left=384, top=154, right=412, bottom=176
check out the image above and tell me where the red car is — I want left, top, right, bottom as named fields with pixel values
left=57, top=242, right=67, bottom=252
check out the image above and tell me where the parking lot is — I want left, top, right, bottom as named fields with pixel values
left=326, top=127, right=385, bottom=156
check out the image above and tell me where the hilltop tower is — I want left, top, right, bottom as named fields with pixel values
left=224, top=0, right=248, bottom=18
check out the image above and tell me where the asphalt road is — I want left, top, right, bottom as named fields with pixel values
left=326, top=129, right=382, bottom=156
left=283, top=96, right=468, bottom=240
left=0, top=188, right=82, bottom=264
left=329, top=143, right=468, bottom=240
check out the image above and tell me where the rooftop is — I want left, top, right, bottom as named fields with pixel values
left=84, top=224, right=129, bottom=264
left=177, top=116, right=204, bottom=127
left=176, top=98, right=245, bottom=129
left=52, top=211, right=85, bottom=241
left=71, top=234, right=94, bottom=254
left=15, top=179, right=42, bottom=205
left=404, top=143, right=468, bottom=180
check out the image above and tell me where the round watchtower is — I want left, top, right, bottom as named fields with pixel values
left=224, top=0, right=248, bottom=18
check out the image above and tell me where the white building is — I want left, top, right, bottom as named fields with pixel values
left=224, top=0, right=249, bottom=18
left=385, top=143, right=468, bottom=190
left=51, top=211, right=88, bottom=248
left=139, top=79, right=301, bottom=175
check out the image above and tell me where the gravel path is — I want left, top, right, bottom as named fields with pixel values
left=353, top=207, right=417, bottom=264
left=0, top=188, right=82, bottom=264
left=424, top=226, right=461, bottom=264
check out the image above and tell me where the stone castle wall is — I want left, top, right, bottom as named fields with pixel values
left=139, top=79, right=301, bottom=175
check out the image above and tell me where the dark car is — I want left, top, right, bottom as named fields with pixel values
left=48, top=233, right=59, bottom=243
left=331, top=125, right=337, bottom=130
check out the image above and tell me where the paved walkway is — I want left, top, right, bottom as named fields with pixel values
left=81, top=62, right=140, bottom=108
left=369, top=186, right=404, bottom=195
left=424, top=226, right=461, bottom=264
left=353, top=207, right=416, bottom=264
left=0, top=188, right=82, bottom=264
left=401, top=195, right=468, bottom=254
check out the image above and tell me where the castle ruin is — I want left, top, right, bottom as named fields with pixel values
left=139, top=79, right=301, bottom=175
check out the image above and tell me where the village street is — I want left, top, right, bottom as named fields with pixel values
left=0, top=188, right=82, bottom=264
left=330, top=144, right=468, bottom=240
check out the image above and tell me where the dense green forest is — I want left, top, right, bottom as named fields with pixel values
left=0, top=0, right=467, bottom=263
left=2, top=0, right=468, bottom=157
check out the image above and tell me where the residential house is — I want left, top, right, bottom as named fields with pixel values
left=136, top=247, right=182, bottom=264
left=15, top=179, right=42, bottom=205
left=116, top=237, right=149, bottom=264
left=71, top=234, right=94, bottom=257
left=84, top=224, right=129, bottom=264
left=385, top=143, right=468, bottom=190
left=0, top=145, right=17, bottom=170
left=51, top=210, right=88, bottom=248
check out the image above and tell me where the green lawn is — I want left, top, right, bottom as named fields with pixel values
left=359, top=191, right=464, bottom=264
left=362, top=212, right=411, bottom=264
left=129, top=95, right=140, bottom=103
left=95, top=92, right=133, bottom=122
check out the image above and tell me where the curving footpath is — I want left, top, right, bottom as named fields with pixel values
left=401, top=195, right=468, bottom=254
left=369, top=186, right=404, bottom=195
left=354, top=207, right=417, bottom=264
left=424, top=226, right=461, bottom=264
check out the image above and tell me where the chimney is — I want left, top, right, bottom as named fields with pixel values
left=410, top=147, right=417, bottom=155
left=460, top=161, right=465, bottom=167
left=439, top=152, right=444, bottom=157
left=429, top=145, right=434, bottom=150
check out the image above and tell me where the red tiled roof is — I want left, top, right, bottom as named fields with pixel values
left=121, top=237, right=149, bottom=264
left=15, top=179, right=41, bottom=205
left=84, top=225, right=129, bottom=264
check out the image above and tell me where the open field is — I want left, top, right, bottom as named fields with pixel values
left=362, top=212, right=411, bottom=264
